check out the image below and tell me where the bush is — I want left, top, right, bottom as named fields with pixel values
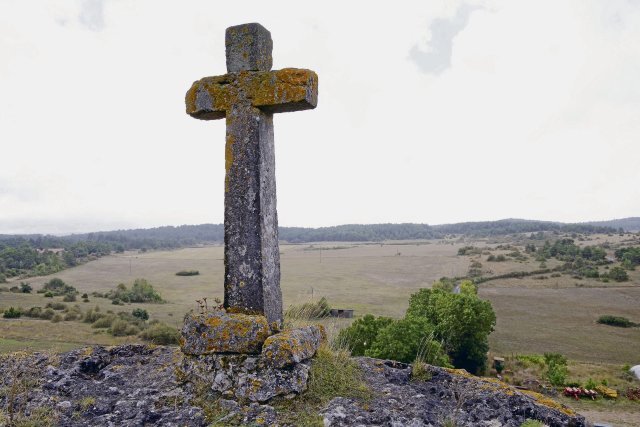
left=46, top=302, right=68, bottom=311
left=544, top=353, right=568, bottom=387
left=51, top=313, right=63, bottom=323
left=0, top=273, right=6, bottom=283
left=176, top=270, right=200, bottom=276
left=407, top=288, right=496, bottom=374
left=105, top=279, right=163, bottom=303
left=39, top=308, right=55, bottom=320
left=132, top=308, right=149, bottom=320
left=597, top=315, right=634, bottom=327
left=44, top=291, right=54, bottom=298
left=83, top=307, right=104, bottom=323
left=337, top=314, right=393, bottom=356
left=23, top=306, right=43, bottom=318
left=109, top=319, right=140, bottom=336
left=139, top=323, right=180, bottom=345
left=40, top=278, right=78, bottom=297
left=92, top=315, right=116, bottom=328
left=608, top=266, right=629, bottom=282
left=62, top=293, right=77, bottom=302
left=3, top=307, right=22, bottom=318
left=365, top=317, right=449, bottom=366
left=19, top=282, right=32, bottom=293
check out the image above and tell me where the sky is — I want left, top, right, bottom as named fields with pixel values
left=1, top=0, right=639, bottom=234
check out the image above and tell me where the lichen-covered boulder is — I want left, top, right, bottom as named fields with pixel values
left=180, top=311, right=272, bottom=355
left=261, top=325, right=326, bottom=368
left=178, top=353, right=310, bottom=403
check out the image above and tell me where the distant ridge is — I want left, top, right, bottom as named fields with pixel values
left=1, top=218, right=636, bottom=248
left=582, top=217, right=640, bottom=232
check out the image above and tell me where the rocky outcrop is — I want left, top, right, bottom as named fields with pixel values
left=322, top=358, right=586, bottom=427
left=0, top=345, right=586, bottom=427
left=178, top=352, right=311, bottom=402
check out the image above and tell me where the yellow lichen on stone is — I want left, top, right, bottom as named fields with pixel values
left=519, top=389, right=576, bottom=416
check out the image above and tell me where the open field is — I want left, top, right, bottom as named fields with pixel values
left=1, top=235, right=639, bottom=366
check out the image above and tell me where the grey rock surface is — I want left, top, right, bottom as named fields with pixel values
left=322, top=358, right=586, bottom=427
left=262, top=325, right=326, bottom=368
left=226, top=23, right=273, bottom=72
left=0, top=345, right=587, bottom=426
left=179, top=352, right=310, bottom=403
left=180, top=311, right=272, bottom=355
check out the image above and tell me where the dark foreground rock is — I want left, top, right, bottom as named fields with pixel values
left=0, top=345, right=585, bottom=427
left=322, top=358, right=586, bottom=427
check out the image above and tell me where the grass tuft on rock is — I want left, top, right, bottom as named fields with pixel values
left=273, top=343, right=371, bottom=426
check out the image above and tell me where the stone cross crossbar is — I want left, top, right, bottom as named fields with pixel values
left=185, top=23, right=318, bottom=326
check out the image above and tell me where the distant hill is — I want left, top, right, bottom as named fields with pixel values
left=583, top=217, right=640, bottom=232
left=2, top=218, right=635, bottom=250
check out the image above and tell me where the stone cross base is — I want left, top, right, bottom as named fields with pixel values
left=179, top=311, right=325, bottom=402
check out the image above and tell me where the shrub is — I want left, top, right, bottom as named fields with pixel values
left=597, top=315, right=634, bottom=327
left=544, top=352, right=568, bottom=387
left=608, top=266, right=629, bottom=282
left=109, top=319, right=140, bottom=336
left=62, top=293, right=77, bottom=302
left=92, top=315, right=116, bottom=329
left=176, top=270, right=200, bottom=276
left=46, top=302, right=68, bottom=311
left=139, top=323, right=180, bottom=345
left=546, top=363, right=568, bottom=387
left=41, top=278, right=78, bottom=297
left=63, top=310, right=82, bottom=321
left=23, top=306, right=43, bottom=318
left=83, top=307, right=104, bottom=323
left=366, top=317, right=450, bottom=366
left=19, top=282, right=32, bottom=293
left=112, top=298, right=122, bottom=305
left=521, top=420, right=545, bottom=427
left=337, top=314, right=393, bottom=356
left=407, top=288, right=496, bottom=374
left=51, top=313, right=63, bottom=323
left=3, top=307, right=22, bottom=318
left=132, top=308, right=149, bottom=320
left=0, top=273, right=6, bottom=283
left=44, top=291, right=54, bottom=298
left=105, top=279, right=163, bottom=303
left=39, top=308, right=55, bottom=320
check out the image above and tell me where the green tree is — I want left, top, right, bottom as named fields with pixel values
left=365, top=317, right=449, bottom=365
left=608, top=266, right=629, bottom=282
left=337, top=314, right=393, bottom=356
left=406, top=289, right=496, bottom=374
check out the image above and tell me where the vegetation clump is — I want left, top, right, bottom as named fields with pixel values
left=339, top=281, right=496, bottom=374
left=139, top=322, right=180, bottom=344
left=175, top=270, right=200, bottom=276
left=2, top=307, right=21, bottom=319
left=597, top=315, right=635, bottom=328
left=285, top=297, right=331, bottom=320
left=38, top=278, right=78, bottom=298
left=105, top=278, right=164, bottom=303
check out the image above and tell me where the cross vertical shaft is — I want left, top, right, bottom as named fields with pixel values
left=224, top=101, right=281, bottom=323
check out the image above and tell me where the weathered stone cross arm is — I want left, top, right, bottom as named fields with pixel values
left=185, top=68, right=318, bottom=120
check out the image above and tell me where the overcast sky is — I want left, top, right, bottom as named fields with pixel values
left=1, top=0, right=639, bottom=234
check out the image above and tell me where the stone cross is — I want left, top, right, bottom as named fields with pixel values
left=185, top=23, right=318, bottom=326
